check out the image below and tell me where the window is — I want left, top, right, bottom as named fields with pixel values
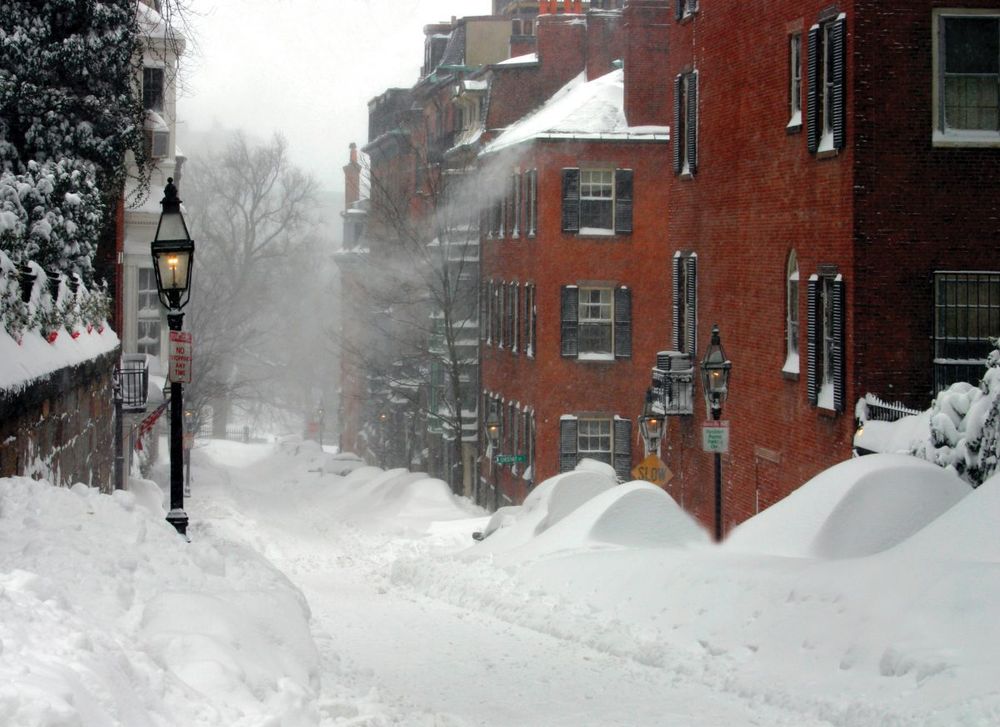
left=580, top=169, right=613, bottom=232
left=789, top=34, right=803, bottom=129
left=807, top=15, right=846, bottom=154
left=675, top=0, right=697, bottom=20
left=561, top=168, right=633, bottom=235
left=561, top=285, right=632, bottom=360
left=785, top=250, right=800, bottom=373
left=934, top=11, right=1000, bottom=144
left=524, top=283, right=537, bottom=358
left=137, top=268, right=161, bottom=358
left=524, top=409, right=536, bottom=485
left=672, top=252, right=697, bottom=357
left=559, top=415, right=632, bottom=479
left=526, top=169, right=538, bottom=237
left=143, top=67, right=164, bottom=111
left=673, top=71, right=698, bottom=175
left=144, top=128, right=170, bottom=159
left=807, top=272, right=844, bottom=411
left=934, top=271, right=1000, bottom=391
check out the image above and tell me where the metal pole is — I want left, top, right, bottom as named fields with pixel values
left=493, top=463, right=500, bottom=511
left=113, top=368, right=124, bottom=491
left=713, top=405, right=722, bottom=542
left=166, top=311, right=188, bottom=537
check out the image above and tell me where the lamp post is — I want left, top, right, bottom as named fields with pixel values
left=150, top=178, right=194, bottom=537
left=378, top=411, right=388, bottom=467
left=638, top=387, right=665, bottom=456
left=485, top=408, right=501, bottom=511
left=700, top=324, right=731, bottom=542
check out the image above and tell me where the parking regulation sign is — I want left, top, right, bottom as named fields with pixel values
left=168, top=330, right=192, bottom=384
left=702, top=420, right=730, bottom=453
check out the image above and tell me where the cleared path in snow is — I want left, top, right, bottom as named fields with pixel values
left=189, top=441, right=828, bottom=727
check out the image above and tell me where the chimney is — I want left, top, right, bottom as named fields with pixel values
left=343, top=143, right=361, bottom=211
left=623, top=0, right=670, bottom=126
left=536, top=3, right=587, bottom=88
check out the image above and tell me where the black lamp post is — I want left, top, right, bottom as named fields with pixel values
left=151, top=178, right=194, bottom=537
left=700, top=324, right=731, bottom=542
left=638, top=387, right=665, bottom=455
left=377, top=411, right=388, bottom=467
left=485, top=408, right=501, bottom=510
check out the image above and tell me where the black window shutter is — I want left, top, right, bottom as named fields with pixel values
left=479, top=282, right=487, bottom=341
left=832, top=277, right=845, bottom=412
left=613, top=418, right=632, bottom=481
left=807, top=276, right=818, bottom=404
left=512, top=173, right=520, bottom=237
left=806, top=25, right=820, bottom=154
left=674, top=0, right=683, bottom=22
left=686, top=72, right=698, bottom=174
left=672, top=75, right=683, bottom=174
left=559, top=418, right=578, bottom=473
left=530, top=170, right=538, bottom=235
left=562, top=168, right=580, bottom=233
left=831, top=17, right=846, bottom=151
left=672, top=255, right=682, bottom=350
left=614, top=169, right=633, bottom=234
left=561, top=285, right=579, bottom=358
left=685, top=255, right=697, bottom=359
left=614, top=286, right=632, bottom=359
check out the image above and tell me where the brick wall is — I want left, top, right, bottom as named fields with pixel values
left=481, top=137, right=671, bottom=499
left=0, top=350, right=118, bottom=492
left=623, top=0, right=669, bottom=126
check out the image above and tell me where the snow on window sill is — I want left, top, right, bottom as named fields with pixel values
left=933, top=129, right=1000, bottom=148
left=817, top=132, right=838, bottom=157
left=782, top=352, right=800, bottom=377
left=817, top=381, right=835, bottom=411
left=578, top=227, right=615, bottom=237
left=578, top=352, right=615, bottom=362
left=786, top=111, right=802, bottom=134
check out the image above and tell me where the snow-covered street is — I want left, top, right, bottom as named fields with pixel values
left=3, top=437, right=1000, bottom=726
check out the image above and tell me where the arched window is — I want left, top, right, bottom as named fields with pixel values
left=785, top=250, right=800, bottom=373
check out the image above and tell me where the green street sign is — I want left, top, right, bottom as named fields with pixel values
left=495, top=454, right=527, bottom=464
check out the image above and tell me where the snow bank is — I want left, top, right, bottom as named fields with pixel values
left=725, top=454, right=970, bottom=558
left=0, top=323, right=118, bottom=392
left=0, top=475, right=319, bottom=726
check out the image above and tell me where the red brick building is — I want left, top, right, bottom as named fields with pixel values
left=660, top=1, right=1000, bottom=536
left=478, top=1, right=670, bottom=506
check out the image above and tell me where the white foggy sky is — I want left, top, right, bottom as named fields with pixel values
left=179, top=0, right=492, bottom=195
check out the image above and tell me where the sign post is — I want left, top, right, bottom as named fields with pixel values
left=168, top=330, right=192, bottom=384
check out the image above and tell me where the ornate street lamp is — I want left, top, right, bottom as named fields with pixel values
left=638, top=387, right=664, bottom=455
left=701, top=325, right=731, bottom=541
left=484, top=408, right=501, bottom=511
left=150, top=178, right=195, bottom=537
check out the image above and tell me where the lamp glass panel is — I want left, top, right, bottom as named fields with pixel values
left=155, top=249, right=191, bottom=291
left=155, top=211, right=189, bottom=242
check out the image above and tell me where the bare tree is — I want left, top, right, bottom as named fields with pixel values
left=182, top=131, right=325, bottom=433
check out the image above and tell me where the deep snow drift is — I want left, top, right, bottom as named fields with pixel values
left=1, top=439, right=998, bottom=726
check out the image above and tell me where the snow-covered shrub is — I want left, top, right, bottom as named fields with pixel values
left=913, top=342, right=1000, bottom=487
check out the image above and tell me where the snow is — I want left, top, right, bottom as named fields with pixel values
left=484, top=70, right=670, bottom=154
left=496, top=52, right=537, bottom=66
left=0, top=323, right=119, bottom=393
left=3, top=438, right=1000, bottom=725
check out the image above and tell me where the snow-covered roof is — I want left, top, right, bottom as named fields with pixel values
left=483, top=70, right=669, bottom=154
left=461, top=79, right=488, bottom=92
left=497, top=52, right=538, bottom=66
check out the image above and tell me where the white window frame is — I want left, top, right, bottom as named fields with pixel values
left=579, top=169, right=614, bottom=234
left=680, top=0, right=698, bottom=19
left=578, top=418, right=613, bottom=465
left=137, top=267, right=162, bottom=358
left=526, top=169, right=537, bottom=237
left=578, top=287, right=614, bottom=359
left=818, top=22, right=837, bottom=153
left=785, top=250, right=800, bottom=374
left=932, top=9, right=1000, bottom=147
left=789, top=33, right=803, bottom=129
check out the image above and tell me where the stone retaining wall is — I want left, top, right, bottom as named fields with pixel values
left=0, top=349, right=118, bottom=491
